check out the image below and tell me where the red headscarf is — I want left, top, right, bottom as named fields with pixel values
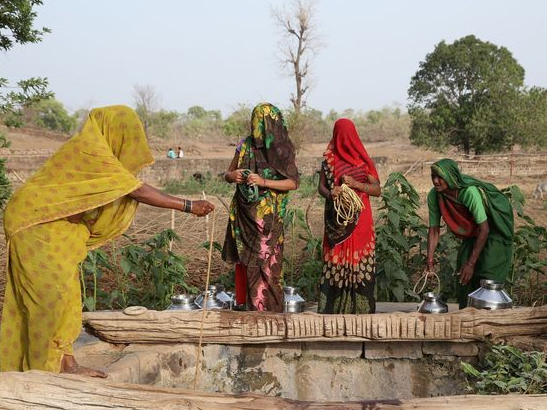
left=324, top=118, right=379, bottom=182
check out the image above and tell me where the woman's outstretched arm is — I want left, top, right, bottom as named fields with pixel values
left=128, top=183, right=214, bottom=216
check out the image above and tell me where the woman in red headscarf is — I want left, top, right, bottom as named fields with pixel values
left=317, top=118, right=381, bottom=314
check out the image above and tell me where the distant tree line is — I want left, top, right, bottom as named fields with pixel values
left=1, top=96, right=410, bottom=152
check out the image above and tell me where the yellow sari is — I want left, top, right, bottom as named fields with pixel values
left=0, top=105, right=154, bottom=372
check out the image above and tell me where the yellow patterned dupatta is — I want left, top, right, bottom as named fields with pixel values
left=4, top=105, right=154, bottom=249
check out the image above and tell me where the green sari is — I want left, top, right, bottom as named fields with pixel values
left=429, top=159, right=514, bottom=308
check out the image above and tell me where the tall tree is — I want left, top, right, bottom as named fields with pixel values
left=0, top=0, right=52, bottom=209
left=0, top=0, right=52, bottom=114
left=272, top=0, right=322, bottom=115
left=133, top=84, right=159, bottom=134
left=408, top=35, right=525, bottom=155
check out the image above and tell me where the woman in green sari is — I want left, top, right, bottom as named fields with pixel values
left=426, top=159, right=514, bottom=308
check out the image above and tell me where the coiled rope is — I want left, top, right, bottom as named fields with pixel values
left=237, top=169, right=259, bottom=202
left=334, top=184, right=364, bottom=226
left=413, top=268, right=441, bottom=295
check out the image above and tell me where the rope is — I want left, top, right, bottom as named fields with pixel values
left=237, top=169, right=259, bottom=203
left=333, top=184, right=364, bottom=226
left=413, top=268, right=441, bottom=295
left=193, top=209, right=216, bottom=390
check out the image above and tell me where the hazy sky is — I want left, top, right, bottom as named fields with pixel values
left=3, top=0, right=547, bottom=116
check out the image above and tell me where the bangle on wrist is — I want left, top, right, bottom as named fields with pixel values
left=182, top=199, right=192, bottom=213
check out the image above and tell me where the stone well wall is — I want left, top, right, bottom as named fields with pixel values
left=75, top=338, right=480, bottom=401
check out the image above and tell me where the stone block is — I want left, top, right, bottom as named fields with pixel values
left=301, top=341, right=363, bottom=359
left=364, top=341, right=423, bottom=359
left=422, top=342, right=479, bottom=357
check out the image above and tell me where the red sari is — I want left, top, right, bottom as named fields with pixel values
left=318, top=119, right=379, bottom=314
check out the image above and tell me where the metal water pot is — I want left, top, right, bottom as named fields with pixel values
left=283, top=286, right=305, bottom=313
left=215, top=286, right=235, bottom=310
left=195, top=286, right=225, bottom=310
left=417, top=292, right=448, bottom=314
left=167, top=294, right=200, bottom=311
left=468, top=279, right=512, bottom=310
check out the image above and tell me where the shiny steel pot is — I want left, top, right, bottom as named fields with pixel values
left=167, top=294, right=200, bottom=311
left=417, top=292, right=448, bottom=314
left=468, top=279, right=512, bottom=310
left=195, top=286, right=226, bottom=310
left=283, top=286, right=305, bottom=313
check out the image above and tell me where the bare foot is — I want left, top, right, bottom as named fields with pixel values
left=61, top=354, right=107, bottom=378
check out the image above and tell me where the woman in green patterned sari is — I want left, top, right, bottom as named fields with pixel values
left=426, top=159, right=514, bottom=308
left=222, top=103, right=299, bottom=312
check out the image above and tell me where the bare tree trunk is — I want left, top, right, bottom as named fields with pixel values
left=272, top=0, right=321, bottom=114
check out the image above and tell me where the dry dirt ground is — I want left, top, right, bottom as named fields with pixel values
left=0, top=129, right=546, bottom=314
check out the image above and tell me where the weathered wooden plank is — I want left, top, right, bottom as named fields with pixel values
left=83, top=306, right=547, bottom=345
left=0, top=372, right=545, bottom=410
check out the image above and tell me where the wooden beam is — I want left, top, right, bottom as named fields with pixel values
left=83, top=305, right=547, bottom=345
left=0, top=372, right=545, bottom=410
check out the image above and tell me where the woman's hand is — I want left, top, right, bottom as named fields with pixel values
left=459, top=261, right=475, bottom=285
left=190, top=200, right=215, bottom=217
left=246, top=172, right=266, bottom=187
left=330, top=186, right=343, bottom=200
left=226, top=169, right=247, bottom=184
left=426, top=260, right=435, bottom=272
left=341, top=175, right=358, bottom=189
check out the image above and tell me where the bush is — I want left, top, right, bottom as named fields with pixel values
left=80, top=229, right=194, bottom=311
left=0, top=132, right=12, bottom=209
left=29, top=98, right=76, bottom=133
left=462, top=344, right=547, bottom=394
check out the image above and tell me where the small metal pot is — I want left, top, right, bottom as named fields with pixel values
left=283, top=286, right=305, bottom=313
left=167, top=294, right=200, bottom=311
left=468, top=279, right=512, bottom=310
left=417, top=292, right=448, bottom=314
left=195, top=289, right=225, bottom=310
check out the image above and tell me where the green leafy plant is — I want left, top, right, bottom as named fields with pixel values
left=375, top=172, right=427, bottom=301
left=0, top=132, right=12, bottom=209
left=81, top=229, right=194, bottom=311
left=163, top=173, right=234, bottom=196
left=80, top=249, right=113, bottom=311
left=462, top=344, right=547, bottom=394
left=503, top=185, right=547, bottom=306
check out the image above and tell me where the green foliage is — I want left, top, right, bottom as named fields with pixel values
left=0, top=132, right=12, bottom=209
left=223, top=104, right=251, bottom=141
left=462, top=344, right=547, bottom=394
left=375, top=173, right=427, bottom=301
left=81, top=229, right=193, bottom=311
left=0, top=0, right=53, bottom=115
left=29, top=98, right=76, bottom=133
left=162, top=173, right=234, bottom=196
left=408, top=35, right=527, bottom=154
left=148, top=109, right=179, bottom=138
left=294, top=174, right=320, bottom=198
left=503, top=185, right=547, bottom=306
left=434, top=230, right=460, bottom=301
left=510, top=87, right=547, bottom=150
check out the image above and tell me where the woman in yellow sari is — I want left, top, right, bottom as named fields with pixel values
left=0, top=105, right=214, bottom=377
